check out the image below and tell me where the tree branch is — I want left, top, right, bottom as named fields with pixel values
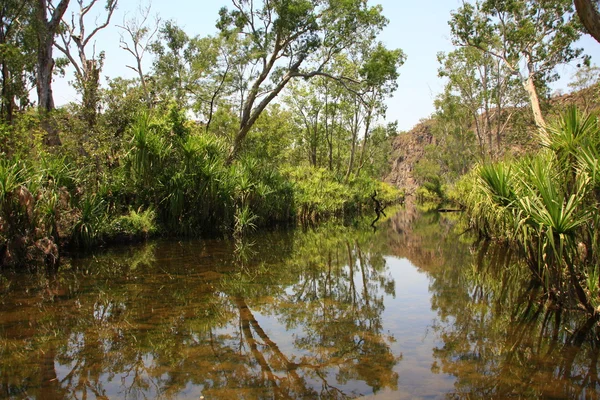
left=48, top=0, right=70, bottom=32
left=55, top=35, right=83, bottom=79
left=83, top=0, right=118, bottom=48
left=291, top=70, right=367, bottom=105
left=575, top=0, right=600, bottom=44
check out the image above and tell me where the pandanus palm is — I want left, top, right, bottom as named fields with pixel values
left=471, top=107, right=600, bottom=313
left=516, top=156, right=592, bottom=310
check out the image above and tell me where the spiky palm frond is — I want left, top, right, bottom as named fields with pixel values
left=479, top=162, right=515, bottom=207
left=517, top=157, right=589, bottom=236
left=539, top=106, right=597, bottom=156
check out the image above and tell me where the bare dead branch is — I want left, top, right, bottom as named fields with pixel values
left=82, top=0, right=117, bottom=48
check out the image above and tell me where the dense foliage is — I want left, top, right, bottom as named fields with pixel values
left=0, top=105, right=401, bottom=268
left=2, top=0, right=600, bottom=317
left=452, top=107, right=600, bottom=314
left=407, top=0, right=599, bottom=210
left=389, top=0, right=600, bottom=314
left=0, top=0, right=408, bottom=269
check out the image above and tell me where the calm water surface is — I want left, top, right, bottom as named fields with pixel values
left=1, top=209, right=599, bottom=399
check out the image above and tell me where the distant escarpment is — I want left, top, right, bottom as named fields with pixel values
left=385, top=84, right=600, bottom=192
left=385, top=119, right=436, bottom=193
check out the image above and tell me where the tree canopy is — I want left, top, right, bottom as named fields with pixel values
left=449, top=0, right=585, bottom=127
left=216, top=0, right=398, bottom=161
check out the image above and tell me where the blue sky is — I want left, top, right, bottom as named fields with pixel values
left=53, top=0, right=600, bottom=132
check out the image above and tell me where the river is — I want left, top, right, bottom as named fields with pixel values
left=0, top=208, right=598, bottom=399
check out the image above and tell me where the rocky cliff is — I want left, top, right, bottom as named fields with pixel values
left=385, top=119, right=436, bottom=193
left=385, top=85, right=600, bottom=192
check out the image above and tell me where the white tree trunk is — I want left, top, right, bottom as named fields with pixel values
left=523, top=73, right=546, bottom=128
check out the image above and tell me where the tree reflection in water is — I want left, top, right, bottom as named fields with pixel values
left=2, top=210, right=599, bottom=399
left=0, top=222, right=400, bottom=399
left=382, top=207, right=600, bottom=398
left=419, top=222, right=600, bottom=398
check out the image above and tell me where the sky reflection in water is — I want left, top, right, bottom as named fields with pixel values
left=0, top=209, right=598, bottom=399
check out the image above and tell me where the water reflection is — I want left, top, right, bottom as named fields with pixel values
left=0, top=223, right=400, bottom=399
left=427, top=240, right=600, bottom=399
left=1, top=210, right=599, bottom=399
left=386, top=208, right=600, bottom=399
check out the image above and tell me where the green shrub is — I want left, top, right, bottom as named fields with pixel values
left=415, top=186, right=443, bottom=210
left=285, top=166, right=351, bottom=221
left=107, top=208, right=157, bottom=240
left=284, top=166, right=402, bottom=222
left=375, top=181, right=404, bottom=205
left=71, top=195, right=106, bottom=248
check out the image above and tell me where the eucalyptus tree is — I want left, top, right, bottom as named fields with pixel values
left=353, top=43, right=404, bottom=178
left=283, top=40, right=403, bottom=179
left=117, top=1, right=160, bottom=105
left=437, top=46, right=525, bottom=158
left=285, top=63, right=350, bottom=173
left=449, top=0, right=585, bottom=127
left=285, top=43, right=404, bottom=180
left=216, top=0, right=392, bottom=163
left=431, top=91, right=478, bottom=180
left=192, top=35, right=234, bottom=133
left=575, top=0, right=600, bottom=44
left=324, top=43, right=403, bottom=181
left=284, top=70, right=349, bottom=172
left=359, top=121, right=397, bottom=179
left=437, top=49, right=486, bottom=155
left=219, top=32, right=256, bottom=122
left=35, top=0, right=70, bottom=144
left=149, top=21, right=189, bottom=107
left=55, top=0, right=118, bottom=128
left=320, top=77, right=345, bottom=172
left=150, top=21, right=229, bottom=129
left=285, top=79, right=324, bottom=167
left=241, top=103, right=295, bottom=164
left=0, top=0, right=36, bottom=124
left=35, top=0, right=70, bottom=113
